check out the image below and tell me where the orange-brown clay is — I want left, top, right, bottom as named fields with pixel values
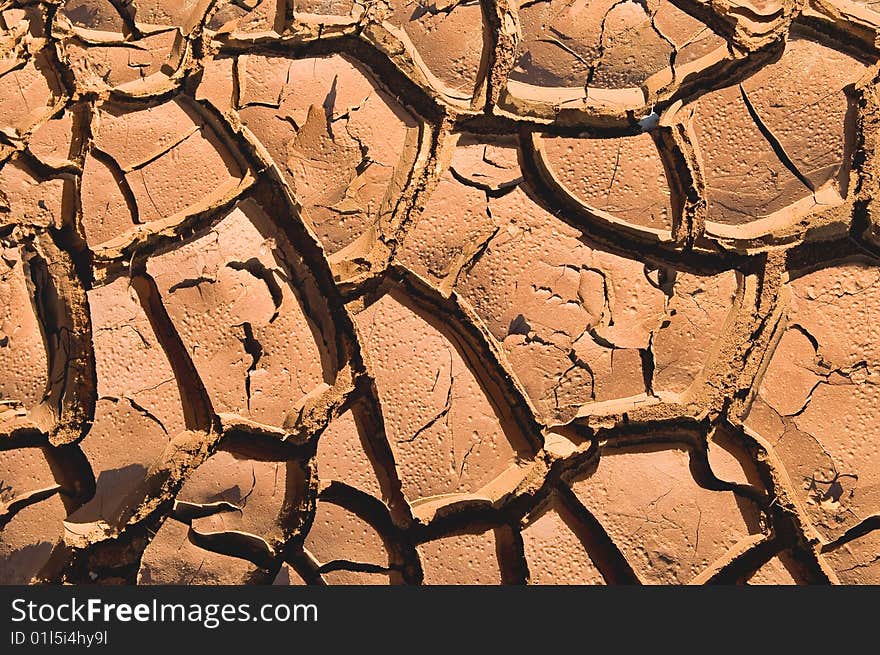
left=1, top=0, right=879, bottom=586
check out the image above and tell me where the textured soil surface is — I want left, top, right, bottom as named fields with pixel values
left=1, top=0, right=880, bottom=585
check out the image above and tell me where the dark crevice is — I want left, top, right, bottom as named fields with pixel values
left=739, top=84, right=815, bottom=194
left=555, top=485, right=642, bottom=584
left=820, top=513, right=880, bottom=553
left=188, top=526, right=276, bottom=570
left=226, top=258, right=284, bottom=320
left=130, top=272, right=215, bottom=432
left=172, top=499, right=242, bottom=523
left=89, top=147, right=141, bottom=225
left=0, top=484, right=62, bottom=529
left=236, top=321, right=263, bottom=412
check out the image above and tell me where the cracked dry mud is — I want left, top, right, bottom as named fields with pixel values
left=2, top=0, right=880, bottom=587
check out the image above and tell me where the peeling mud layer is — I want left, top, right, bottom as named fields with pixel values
left=2, top=0, right=880, bottom=587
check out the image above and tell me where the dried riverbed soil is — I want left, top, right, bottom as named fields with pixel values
left=1, top=0, right=880, bottom=584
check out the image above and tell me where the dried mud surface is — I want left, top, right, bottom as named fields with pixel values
left=2, top=0, right=880, bottom=585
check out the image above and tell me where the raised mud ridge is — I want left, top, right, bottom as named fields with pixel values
left=1, top=0, right=880, bottom=585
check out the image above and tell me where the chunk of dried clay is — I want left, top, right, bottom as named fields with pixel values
left=68, top=399, right=168, bottom=524
left=236, top=55, right=418, bottom=254
left=321, top=569, right=398, bottom=584
left=315, top=410, right=384, bottom=500
left=745, top=553, right=799, bottom=585
left=582, top=0, right=673, bottom=89
left=175, top=451, right=289, bottom=542
left=355, top=292, right=521, bottom=502
left=417, top=527, right=506, bottom=584
left=650, top=3, right=726, bottom=69
left=61, top=0, right=126, bottom=32
left=196, top=57, right=235, bottom=113
left=0, top=51, right=63, bottom=137
left=744, top=262, right=880, bottom=540
left=63, top=29, right=183, bottom=94
left=512, top=0, right=610, bottom=88
left=305, top=501, right=391, bottom=576
left=27, top=111, right=74, bottom=169
left=148, top=201, right=324, bottom=426
left=521, top=497, right=605, bottom=584
left=397, top=136, right=521, bottom=288
left=691, top=38, right=866, bottom=237
left=89, top=276, right=186, bottom=435
left=693, top=83, right=807, bottom=229
left=738, top=38, right=863, bottom=192
left=651, top=271, right=738, bottom=398
left=396, top=166, right=493, bottom=288
left=386, top=0, right=485, bottom=101
left=452, top=183, right=666, bottom=421
left=824, top=530, right=880, bottom=584
left=293, top=0, right=354, bottom=17
left=130, top=0, right=210, bottom=31
left=0, top=245, right=49, bottom=411
left=537, top=133, right=673, bottom=235
left=511, top=0, right=720, bottom=89
left=79, top=152, right=135, bottom=246
left=402, top=146, right=660, bottom=422
left=0, top=160, right=65, bottom=229
left=122, top=126, right=240, bottom=224
left=571, top=445, right=762, bottom=584
left=87, top=98, right=242, bottom=241
left=449, top=135, right=522, bottom=192
left=207, top=0, right=278, bottom=33
left=706, top=426, right=763, bottom=490
left=138, top=518, right=263, bottom=584
left=0, top=448, right=65, bottom=584
left=67, top=275, right=184, bottom=524
left=0, top=8, right=27, bottom=30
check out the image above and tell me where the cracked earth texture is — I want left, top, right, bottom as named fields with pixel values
left=1, top=0, right=880, bottom=586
